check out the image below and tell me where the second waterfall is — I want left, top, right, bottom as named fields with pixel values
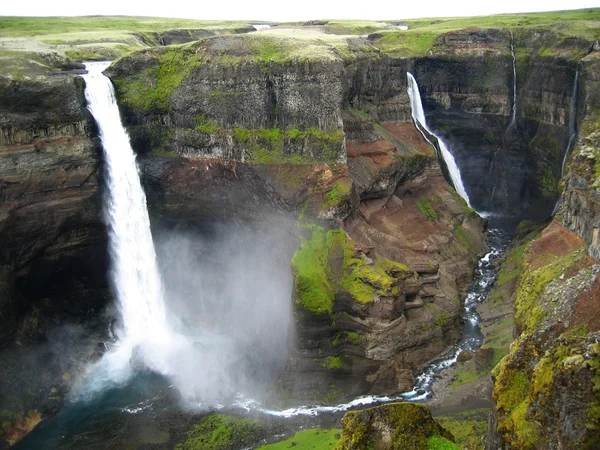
left=406, top=72, right=471, bottom=206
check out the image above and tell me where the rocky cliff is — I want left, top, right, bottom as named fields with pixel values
left=0, top=55, right=107, bottom=343
left=106, top=34, right=492, bottom=402
left=485, top=51, right=600, bottom=450
left=1, top=12, right=598, bottom=448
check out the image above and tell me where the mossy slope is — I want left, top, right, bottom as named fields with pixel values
left=490, top=221, right=600, bottom=449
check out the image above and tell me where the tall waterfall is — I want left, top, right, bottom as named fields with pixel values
left=508, top=30, right=518, bottom=129
left=406, top=72, right=471, bottom=206
left=82, top=62, right=174, bottom=374
left=560, top=70, right=579, bottom=177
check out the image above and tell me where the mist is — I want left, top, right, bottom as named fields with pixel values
left=153, top=218, right=296, bottom=407
left=72, top=216, right=296, bottom=410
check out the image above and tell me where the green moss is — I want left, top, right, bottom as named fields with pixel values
left=514, top=249, right=583, bottom=334
left=414, top=197, right=438, bottom=220
left=176, top=413, right=264, bottom=450
left=453, top=225, right=475, bottom=253
left=113, top=44, right=202, bottom=113
left=537, top=166, right=559, bottom=197
left=335, top=403, right=455, bottom=450
left=291, top=228, right=335, bottom=315
left=345, top=332, right=362, bottom=344
left=323, top=180, right=351, bottom=209
left=235, top=127, right=343, bottom=165
left=291, top=228, right=409, bottom=315
left=321, top=356, right=344, bottom=371
left=450, top=190, right=477, bottom=216
left=426, top=435, right=460, bottom=450
left=196, top=114, right=220, bottom=134
left=258, top=428, right=341, bottom=449
left=496, top=243, right=528, bottom=286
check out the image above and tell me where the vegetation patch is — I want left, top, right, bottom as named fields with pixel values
left=435, top=408, right=490, bottom=450
left=415, top=197, right=438, bottom=220
left=258, top=428, right=341, bottom=449
left=372, top=31, right=438, bottom=57
left=335, top=402, right=455, bottom=450
left=237, top=127, right=344, bottom=165
left=514, top=248, right=583, bottom=334
left=291, top=228, right=410, bottom=315
left=175, top=413, right=265, bottom=450
left=321, top=356, right=344, bottom=371
left=112, top=44, right=203, bottom=113
left=291, top=227, right=335, bottom=315
left=323, top=180, right=351, bottom=209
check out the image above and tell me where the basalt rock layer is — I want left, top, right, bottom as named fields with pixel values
left=485, top=53, right=600, bottom=450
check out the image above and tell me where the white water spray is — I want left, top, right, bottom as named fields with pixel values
left=508, top=30, right=518, bottom=130
left=82, top=61, right=180, bottom=381
left=406, top=72, right=471, bottom=206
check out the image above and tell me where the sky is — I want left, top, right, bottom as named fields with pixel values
left=1, top=0, right=598, bottom=21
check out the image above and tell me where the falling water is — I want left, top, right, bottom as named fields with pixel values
left=82, top=62, right=175, bottom=376
left=508, top=30, right=518, bottom=130
left=552, top=70, right=579, bottom=216
left=406, top=72, right=471, bottom=206
left=560, top=70, right=579, bottom=177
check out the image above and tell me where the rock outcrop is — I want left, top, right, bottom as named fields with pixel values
left=335, top=402, right=456, bottom=450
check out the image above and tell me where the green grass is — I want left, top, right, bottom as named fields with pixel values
left=435, top=408, right=490, bottom=450
left=112, top=43, right=203, bottom=112
left=370, top=8, right=600, bottom=58
left=398, top=8, right=600, bottom=40
left=427, top=435, right=460, bottom=450
left=176, top=413, right=265, bottom=450
left=0, top=16, right=253, bottom=37
left=258, top=428, right=341, bottom=449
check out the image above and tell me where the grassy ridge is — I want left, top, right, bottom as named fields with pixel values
left=399, top=8, right=600, bottom=38
left=0, top=16, right=254, bottom=37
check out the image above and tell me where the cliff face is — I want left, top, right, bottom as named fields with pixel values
left=109, top=35, right=493, bottom=401
left=486, top=53, right=600, bottom=450
left=1, top=17, right=597, bottom=446
left=0, top=61, right=108, bottom=344
left=109, top=28, right=596, bottom=221
left=409, top=29, right=588, bottom=219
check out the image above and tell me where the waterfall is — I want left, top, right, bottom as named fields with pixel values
left=552, top=70, right=579, bottom=216
left=508, top=30, right=518, bottom=129
left=560, top=70, right=579, bottom=177
left=406, top=72, right=471, bottom=206
left=82, top=62, right=175, bottom=374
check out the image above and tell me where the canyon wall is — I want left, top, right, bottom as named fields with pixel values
left=486, top=53, right=600, bottom=449
left=1, top=20, right=598, bottom=446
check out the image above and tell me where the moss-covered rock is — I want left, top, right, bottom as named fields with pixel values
left=489, top=221, right=600, bottom=449
left=291, top=227, right=409, bottom=315
left=335, top=402, right=456, bottom=450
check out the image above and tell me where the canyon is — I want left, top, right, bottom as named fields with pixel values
left=0, top=10, right=599, bottom=449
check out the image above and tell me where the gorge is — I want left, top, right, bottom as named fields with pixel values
left=1, top=9, right=600, bottom=450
